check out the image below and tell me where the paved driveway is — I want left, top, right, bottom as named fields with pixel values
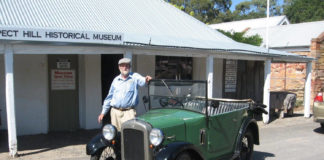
left=254, top=113, right=324, bottom=160
left=0, top=113, right=323, bottom=160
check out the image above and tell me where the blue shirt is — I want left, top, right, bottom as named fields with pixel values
left=101, top=72, right=146, bottom=115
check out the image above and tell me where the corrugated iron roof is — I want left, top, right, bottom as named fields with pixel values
left=0, top=0, right=312, bottom=61
left=245, top=20, right=324, bottom=48
left=209, top=16, right=289, bottom=32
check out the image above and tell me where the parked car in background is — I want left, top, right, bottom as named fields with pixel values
left=86, top=79, right=267, bottom=160
left=313, top=92, right=324, bottom=128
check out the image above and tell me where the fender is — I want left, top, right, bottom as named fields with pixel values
left=232, top=117, right=259, bottom=159
left=86, top=133, right=110, bottom=155
left=155, top=142, right=203, bottom=160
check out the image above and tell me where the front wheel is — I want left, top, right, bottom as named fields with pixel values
left=238, top=129, right=254, bottom=160
left=176, top=151, right=192, bottom=160
left=90, top=146, right=120, bottom=160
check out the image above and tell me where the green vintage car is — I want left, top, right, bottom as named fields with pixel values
left=86, top=79, right=267, bottom=160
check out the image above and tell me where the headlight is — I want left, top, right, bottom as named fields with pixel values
left=149, top=128, right=164, bottom=146
left=102, top=124, right=117, bottom=141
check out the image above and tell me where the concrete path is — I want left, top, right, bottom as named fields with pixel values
left=254, top=114, right=324, bottom=160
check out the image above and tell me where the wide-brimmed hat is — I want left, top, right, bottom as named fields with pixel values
left=118, top=58, right=131, bottom=65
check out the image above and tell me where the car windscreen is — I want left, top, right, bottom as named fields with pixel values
left=148, top=80, right=207, bottom=113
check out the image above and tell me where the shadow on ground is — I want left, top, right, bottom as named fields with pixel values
left=0, top=129, right=100, bottom=156
left=313, top=127, right=324, bottom=134
left=253, top=151, right=275, bottom=160
left=270, top=113, right=305, bottom=122
left=254, top=111, right=306, bottom=123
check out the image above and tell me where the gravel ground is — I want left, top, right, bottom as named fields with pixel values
left=0, top=111, right=314, bottom=160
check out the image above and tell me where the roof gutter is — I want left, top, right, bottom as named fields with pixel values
left=1, top=39, right=313, bottom=63
left=124, top=41, right=314, bottom=63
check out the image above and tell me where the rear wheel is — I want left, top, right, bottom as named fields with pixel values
left=239, top=129, right=254, bottom=160
left=90, top=146, right=119, bottom=160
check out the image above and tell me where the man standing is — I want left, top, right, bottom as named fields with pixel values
left=98, top=57, right=152, bottom=131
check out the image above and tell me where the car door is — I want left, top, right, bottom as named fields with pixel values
left=206, top=109, right=245, bottom=157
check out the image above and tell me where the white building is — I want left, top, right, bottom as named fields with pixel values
left=209, top=15, right=289, bottom=32
left=244, top=20, right=324, bottom=51
left=210, top=17, right=324, bottom=102
left=0, top=0, right=312, bottom=156
left=245, top=20, right=324, bottom=101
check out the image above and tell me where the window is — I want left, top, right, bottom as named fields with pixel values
left=155, top=56, right=192, bottom=80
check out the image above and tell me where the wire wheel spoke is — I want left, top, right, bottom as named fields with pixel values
left=242, top=137, right=249, bottom=152
left=100, top=147, right=117, bottom=160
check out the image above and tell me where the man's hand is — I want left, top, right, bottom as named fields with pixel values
left=98, top=114, right=105, bottom=123
left=145, top=76, right=152, bottom=83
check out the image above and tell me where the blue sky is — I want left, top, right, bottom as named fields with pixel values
left=230, top=0, right=244, bottom=11
left=230, top=0, right=284, bottom=11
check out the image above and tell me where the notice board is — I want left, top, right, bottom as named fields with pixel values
left=51, top=69, right=76, bottom=90
left=224, top=60, right=237, bottom=93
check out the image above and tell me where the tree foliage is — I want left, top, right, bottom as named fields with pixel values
left=165, top=0, right=322, bottom=46
left=217, top=29, right=263, bottom=46
left=166, top=0, right=232, bottom=23
left=166, top=0, right=324, bottom=24
left=232, top=0, right=281, bottom=21
left=284, top=0, right=324, bottom=23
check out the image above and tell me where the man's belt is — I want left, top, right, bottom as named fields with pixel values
left=112, top=107, right=133, bottom=111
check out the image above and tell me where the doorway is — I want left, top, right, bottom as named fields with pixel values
left=223, top=60, right=264, bottom=102
left=48, top=55, right=79, bottom=131
left=101, top=54, right=123, bottom=124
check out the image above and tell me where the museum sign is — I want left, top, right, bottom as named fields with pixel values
left=0, top=27, right=123, bottom=44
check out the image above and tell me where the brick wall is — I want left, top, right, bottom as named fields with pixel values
left=270, top=58, right=307, bottom=103
left=270, top=32, right=324, bottom=107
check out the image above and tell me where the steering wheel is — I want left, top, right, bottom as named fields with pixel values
left=159, top=97, right=184, bottom=108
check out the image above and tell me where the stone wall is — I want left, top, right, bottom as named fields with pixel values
left=270, top=59, right=307, bottom=103
left=270, top=32, right=324, bottom=107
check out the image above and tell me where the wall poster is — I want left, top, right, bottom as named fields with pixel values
left=51, top=69, right=75, bottom=90
left=224, top=60, right=237, bottom=92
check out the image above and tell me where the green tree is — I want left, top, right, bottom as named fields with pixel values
left=284, top=0, right=324, bottom=23
left=217, top=29, right=263, bottom=46
left=232, top=0, right=281, bottom=21
left=282, top=0, right=293, bottom=13
left=166, top=0, right=232, bottom=23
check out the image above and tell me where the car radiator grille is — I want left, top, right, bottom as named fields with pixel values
left=123, top=129, right=145, bottom=160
